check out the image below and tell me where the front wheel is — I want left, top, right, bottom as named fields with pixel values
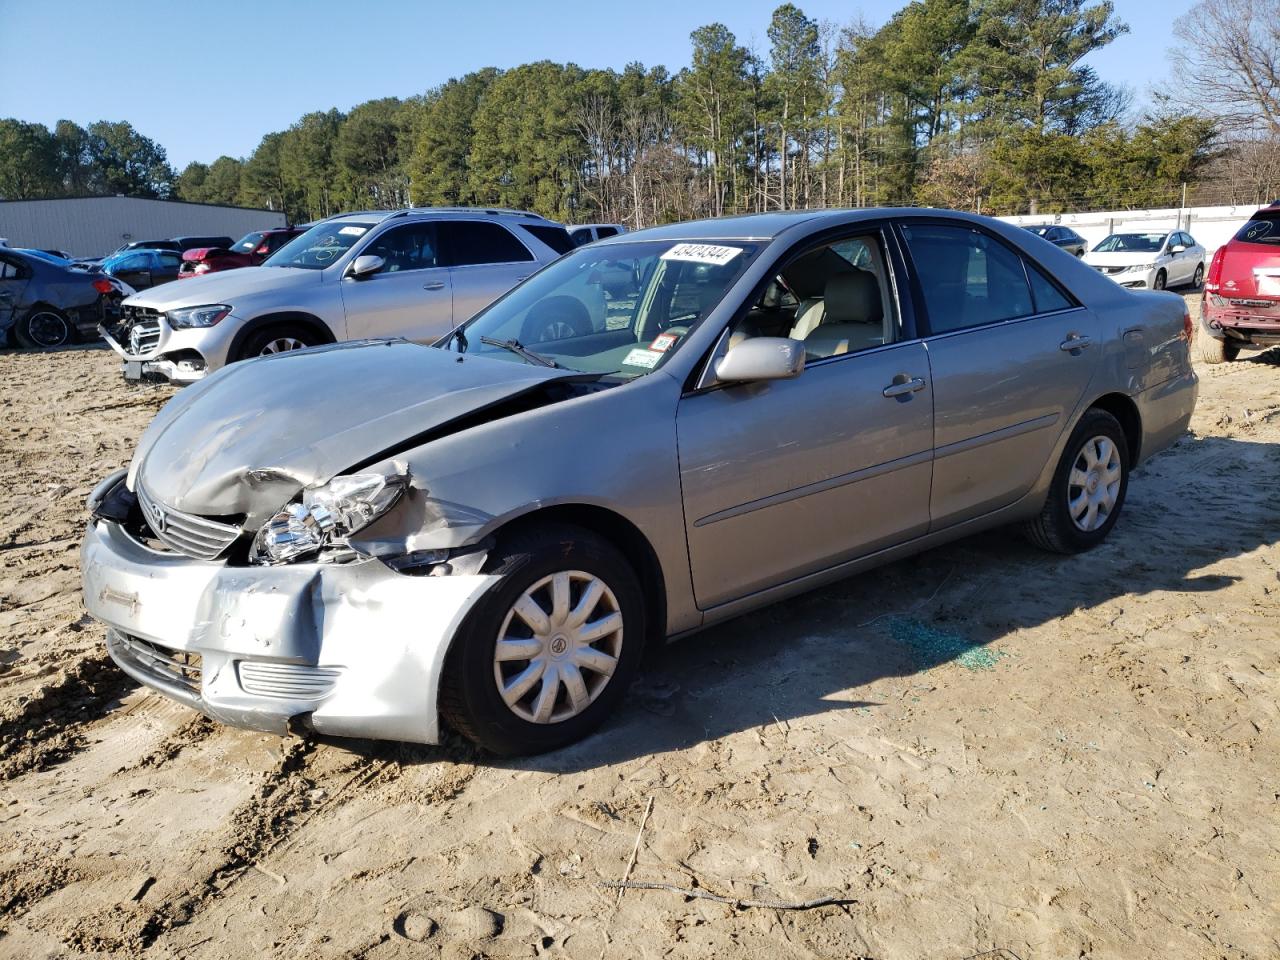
left=1153, top=269, right=1167, bottom=291
left=235, top=324, right=318, bottom=362
left=1024, top=409, right=1129, bottom=554
left=1192, top=263, right=1204, bottom=289
left=439, top=524, right=645, bottom=755
left=15, top=307, right=76, bottom=348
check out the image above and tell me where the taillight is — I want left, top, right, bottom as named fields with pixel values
left=1182, top=306, right=1194, bottom=342
left=1204, top=247, right=1227, bottom=291
left=92, top=277, right=114, bottom=294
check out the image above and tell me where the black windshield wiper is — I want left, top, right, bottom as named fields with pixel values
left=478, top=336, right=559, bottom=368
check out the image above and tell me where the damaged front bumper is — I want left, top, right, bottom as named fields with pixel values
left=81, top=518, right=497, bottom=744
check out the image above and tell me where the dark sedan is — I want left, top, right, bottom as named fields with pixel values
left=100, top=248, right=184, bottom=290
left=0, top=248, right=124, bottom=347
left=1024, top=224, right=1087, bottom=257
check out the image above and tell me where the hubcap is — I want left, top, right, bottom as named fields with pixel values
left=492, top=570, right=623, bottom=724
left=1068, top=435, right=1122, bottom=532
left=27, top=311, right=70, bottom=347
left=260, top=337, right=306, bottom=355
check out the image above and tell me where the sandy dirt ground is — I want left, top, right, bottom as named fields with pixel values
left=1, top=300, right=1277, bottom=960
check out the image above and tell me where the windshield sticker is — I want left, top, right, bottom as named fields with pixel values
left=651, top=332, right=680, bottom=352
left=660, top=243, right=742, bottom=266
left=338, top=226, right=368, bottom=236
left=622, top=347, right=661, bottom=369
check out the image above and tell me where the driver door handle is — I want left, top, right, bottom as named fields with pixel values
left=882, top=376, right=926, bottom=398
left=1059, top=333, right=1092, bottom=352
left=423, top=281, right=445, bottom=291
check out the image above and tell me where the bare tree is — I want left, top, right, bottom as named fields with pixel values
left=1170, top=0, right=1280, bottom=134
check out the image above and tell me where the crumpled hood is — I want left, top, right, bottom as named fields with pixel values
left=131, top=340, right=573, bottom=526
left=121, top=265, right=321, bottom=311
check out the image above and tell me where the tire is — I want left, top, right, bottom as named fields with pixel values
left=235, top=324, right=318, bottom=362
left=1199, top=335, right=1240, bottom=364
left=1153, top=269, right=1167, bottom=291
left=14, top=307, right=76, bottom=349
left=439, top=523, right=645, bottom=755
left=1192, top=263, right=1204, bottom=289
left=1024, top=408, right=1130, bottom=554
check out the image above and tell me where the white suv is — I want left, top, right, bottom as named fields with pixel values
left=103, top=208, right=574, bottom=384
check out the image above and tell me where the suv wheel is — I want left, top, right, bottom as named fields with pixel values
left=15, top=307, right=75, bottom=349
left=1024, top=409, right=1129, bottom=554
left=1200, top=335, right=1241, bottom=364
left=236, top=324, right=318, bottom=361
left=440, top=524, right=645, bottom=755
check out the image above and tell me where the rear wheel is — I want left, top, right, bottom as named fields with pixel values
left=15, top=307, right=75, bottom=348
left=1153, top=269, right=1167, bottom=291
left=1199, top=335, right=1240, bottom=364
left=1024, top=409, right=1129, bottom=554
left=439, top=524, right=645, bottom=755
left=235, top=324, right=318, bottom=362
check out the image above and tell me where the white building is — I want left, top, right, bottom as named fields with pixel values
left=0, top=196, right=287, bottom=258
left=999, top=204, right=1263, bottom=258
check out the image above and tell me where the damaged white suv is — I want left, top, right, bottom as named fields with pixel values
left=102, top=208, right=572, bottom=385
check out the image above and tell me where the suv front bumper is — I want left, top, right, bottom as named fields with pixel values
left=100, top=312, right=247, bottom=386
left=81, top=518, right=496, bottom=744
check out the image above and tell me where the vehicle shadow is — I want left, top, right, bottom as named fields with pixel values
left=333, top=434, right=1280, bottom=772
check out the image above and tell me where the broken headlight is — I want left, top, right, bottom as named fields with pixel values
left=252, top=473, right=408, bottom=564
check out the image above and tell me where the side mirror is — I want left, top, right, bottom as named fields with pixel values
left=346, top=254, right=385, bottom=279
left=1170, top=244, right=1186, bottom=254
left=714, top=337, right=805, bottom=383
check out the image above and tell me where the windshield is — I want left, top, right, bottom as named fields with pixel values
left=231, top=232, right=265, bottom=254
left=440, top=239, right=761, bottom=377
left=1093, top=233, right=1166, bottom=253
left=264, top=221, right=375, bottom=269
left=1234, top=214, right=1280, bottom=245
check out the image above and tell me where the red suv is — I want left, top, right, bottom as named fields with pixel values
left=177, top=227, right=305, bottom=279
left=1200, top=203, right=1280, bottom=362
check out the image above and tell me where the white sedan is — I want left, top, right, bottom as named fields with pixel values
left=1083, top=230, right=1205, bottom=291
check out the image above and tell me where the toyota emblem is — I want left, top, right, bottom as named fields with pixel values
left=147, top=501, right=167, bottom=533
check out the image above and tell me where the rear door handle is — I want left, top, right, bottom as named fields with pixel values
left=882, top=376, right=926, bottom=398
left=423, top=281, right=445, bottom=291
left=1059, top=334, right=1092, bottom=352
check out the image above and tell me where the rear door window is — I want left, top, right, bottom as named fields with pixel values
left=519, top=223, right=575, bottom=256
left=441, top=221, right=535, bottom=266
left=900, top=223, right=1034, bottom=334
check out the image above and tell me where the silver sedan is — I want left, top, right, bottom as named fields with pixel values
left=81, top=209, right=1198, bottom=754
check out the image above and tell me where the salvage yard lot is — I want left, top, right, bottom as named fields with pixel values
left=1, top=300, right=1277, bottom=959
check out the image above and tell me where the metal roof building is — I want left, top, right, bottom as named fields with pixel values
left=0, top=196, right=287, bottom=258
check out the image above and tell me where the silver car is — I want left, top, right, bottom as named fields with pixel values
left=101, top=208, right=572, bottom=385
left=81, top=209, right=1198, bottom=755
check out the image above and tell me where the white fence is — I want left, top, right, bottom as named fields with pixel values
left=998, top=204, right=1264, bottom=257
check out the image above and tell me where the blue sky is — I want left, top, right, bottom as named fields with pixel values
left=0, top=0, right=1197, bottom=170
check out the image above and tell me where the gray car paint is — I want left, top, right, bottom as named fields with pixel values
left=84, top=208, right=1198, bottom=743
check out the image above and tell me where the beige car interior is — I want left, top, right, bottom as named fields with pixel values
left=731, top=234, right=896, bottom=359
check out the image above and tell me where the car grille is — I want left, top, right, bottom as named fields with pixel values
left=237, top=661, right=343, bottom=700
left=136, top=484, right=242, bottom=560
left=114, top=633, right=202, bottom=695
left=119, top=305, right=163, bottom=357
left=1096, top=265, right=1127, bottom=276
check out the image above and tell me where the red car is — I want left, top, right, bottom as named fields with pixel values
left=177, top=227, right=305, bottom=279
left=1200, top=203, right=1280, bottom=362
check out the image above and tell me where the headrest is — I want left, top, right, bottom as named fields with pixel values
left=824, top=270, right=882, bottom=325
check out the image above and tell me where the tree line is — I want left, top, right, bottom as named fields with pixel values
left=3, top=0, right=1277, bottom=226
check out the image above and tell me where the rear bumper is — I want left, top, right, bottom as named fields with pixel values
left=1200, top=298, right=1280, bottom=345
left=82, top=518, right=497, bottom=743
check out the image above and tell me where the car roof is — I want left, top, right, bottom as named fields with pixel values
left=597, top=207, right=997, bottom=244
